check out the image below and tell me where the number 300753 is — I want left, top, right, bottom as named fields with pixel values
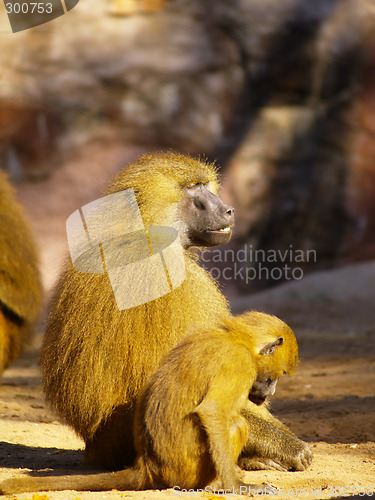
left=5, top=3, right=53, bottom=14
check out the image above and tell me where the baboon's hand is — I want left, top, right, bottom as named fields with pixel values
left=238, top=435, right=313, bottom=471
left=238, top=457, right=287, bottom=471
left=241, top=409, right=313, bottom=473
left=269, top=439, right=313, bottom=471
left=285, top=441, right=313, bottom=471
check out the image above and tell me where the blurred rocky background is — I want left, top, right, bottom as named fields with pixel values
left=1, top=0, right=375, bottom=297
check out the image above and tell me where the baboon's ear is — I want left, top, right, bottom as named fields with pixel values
left=259, top=337, right=284, bottom=356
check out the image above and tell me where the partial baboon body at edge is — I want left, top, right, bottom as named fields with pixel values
left=0, top=171, right=42, bottom=377
left=0, top=312, right=298, bottom=495
left=40, top=152, right=312, bottom=472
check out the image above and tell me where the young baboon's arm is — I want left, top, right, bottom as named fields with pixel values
left=194, top=397, right=243, bottom=490
left=239, top=403, right=313, bottom=472
left=194, top=376, right=273, bottom=495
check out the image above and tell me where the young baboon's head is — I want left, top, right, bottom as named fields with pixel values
left=224, top=311, right=298, bottom=406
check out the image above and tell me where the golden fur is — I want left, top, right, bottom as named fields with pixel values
left=1, top=312, right=296, bottom=495
left=41, top=152, right=230, bottom=469
left=0, top=171, right=42, bottom=376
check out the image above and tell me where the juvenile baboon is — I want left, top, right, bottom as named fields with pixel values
left=41, top=152, right=312, bottom=471
left=1, top=312, right=298, bottom=495
left=0, top=171, right=42, bottom=377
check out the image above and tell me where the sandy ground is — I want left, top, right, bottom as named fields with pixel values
left=0, top=144, right=374, bottom=499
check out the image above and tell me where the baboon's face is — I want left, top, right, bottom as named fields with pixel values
left=248, top=377, right=278, bottom=406
left=180, top=183, right=234, bottom=247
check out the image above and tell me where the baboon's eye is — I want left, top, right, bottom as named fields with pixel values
left=185, top=182, right=206, bottom=189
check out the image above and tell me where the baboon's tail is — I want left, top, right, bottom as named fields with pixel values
left=0, top=464, right=148, bottom=494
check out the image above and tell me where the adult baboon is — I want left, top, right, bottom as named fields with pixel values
left=1, top=312, right=299, bottom=495
left=41, top=152, right=312, bottom=472
left=0, top=171, right=42, bottom=377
